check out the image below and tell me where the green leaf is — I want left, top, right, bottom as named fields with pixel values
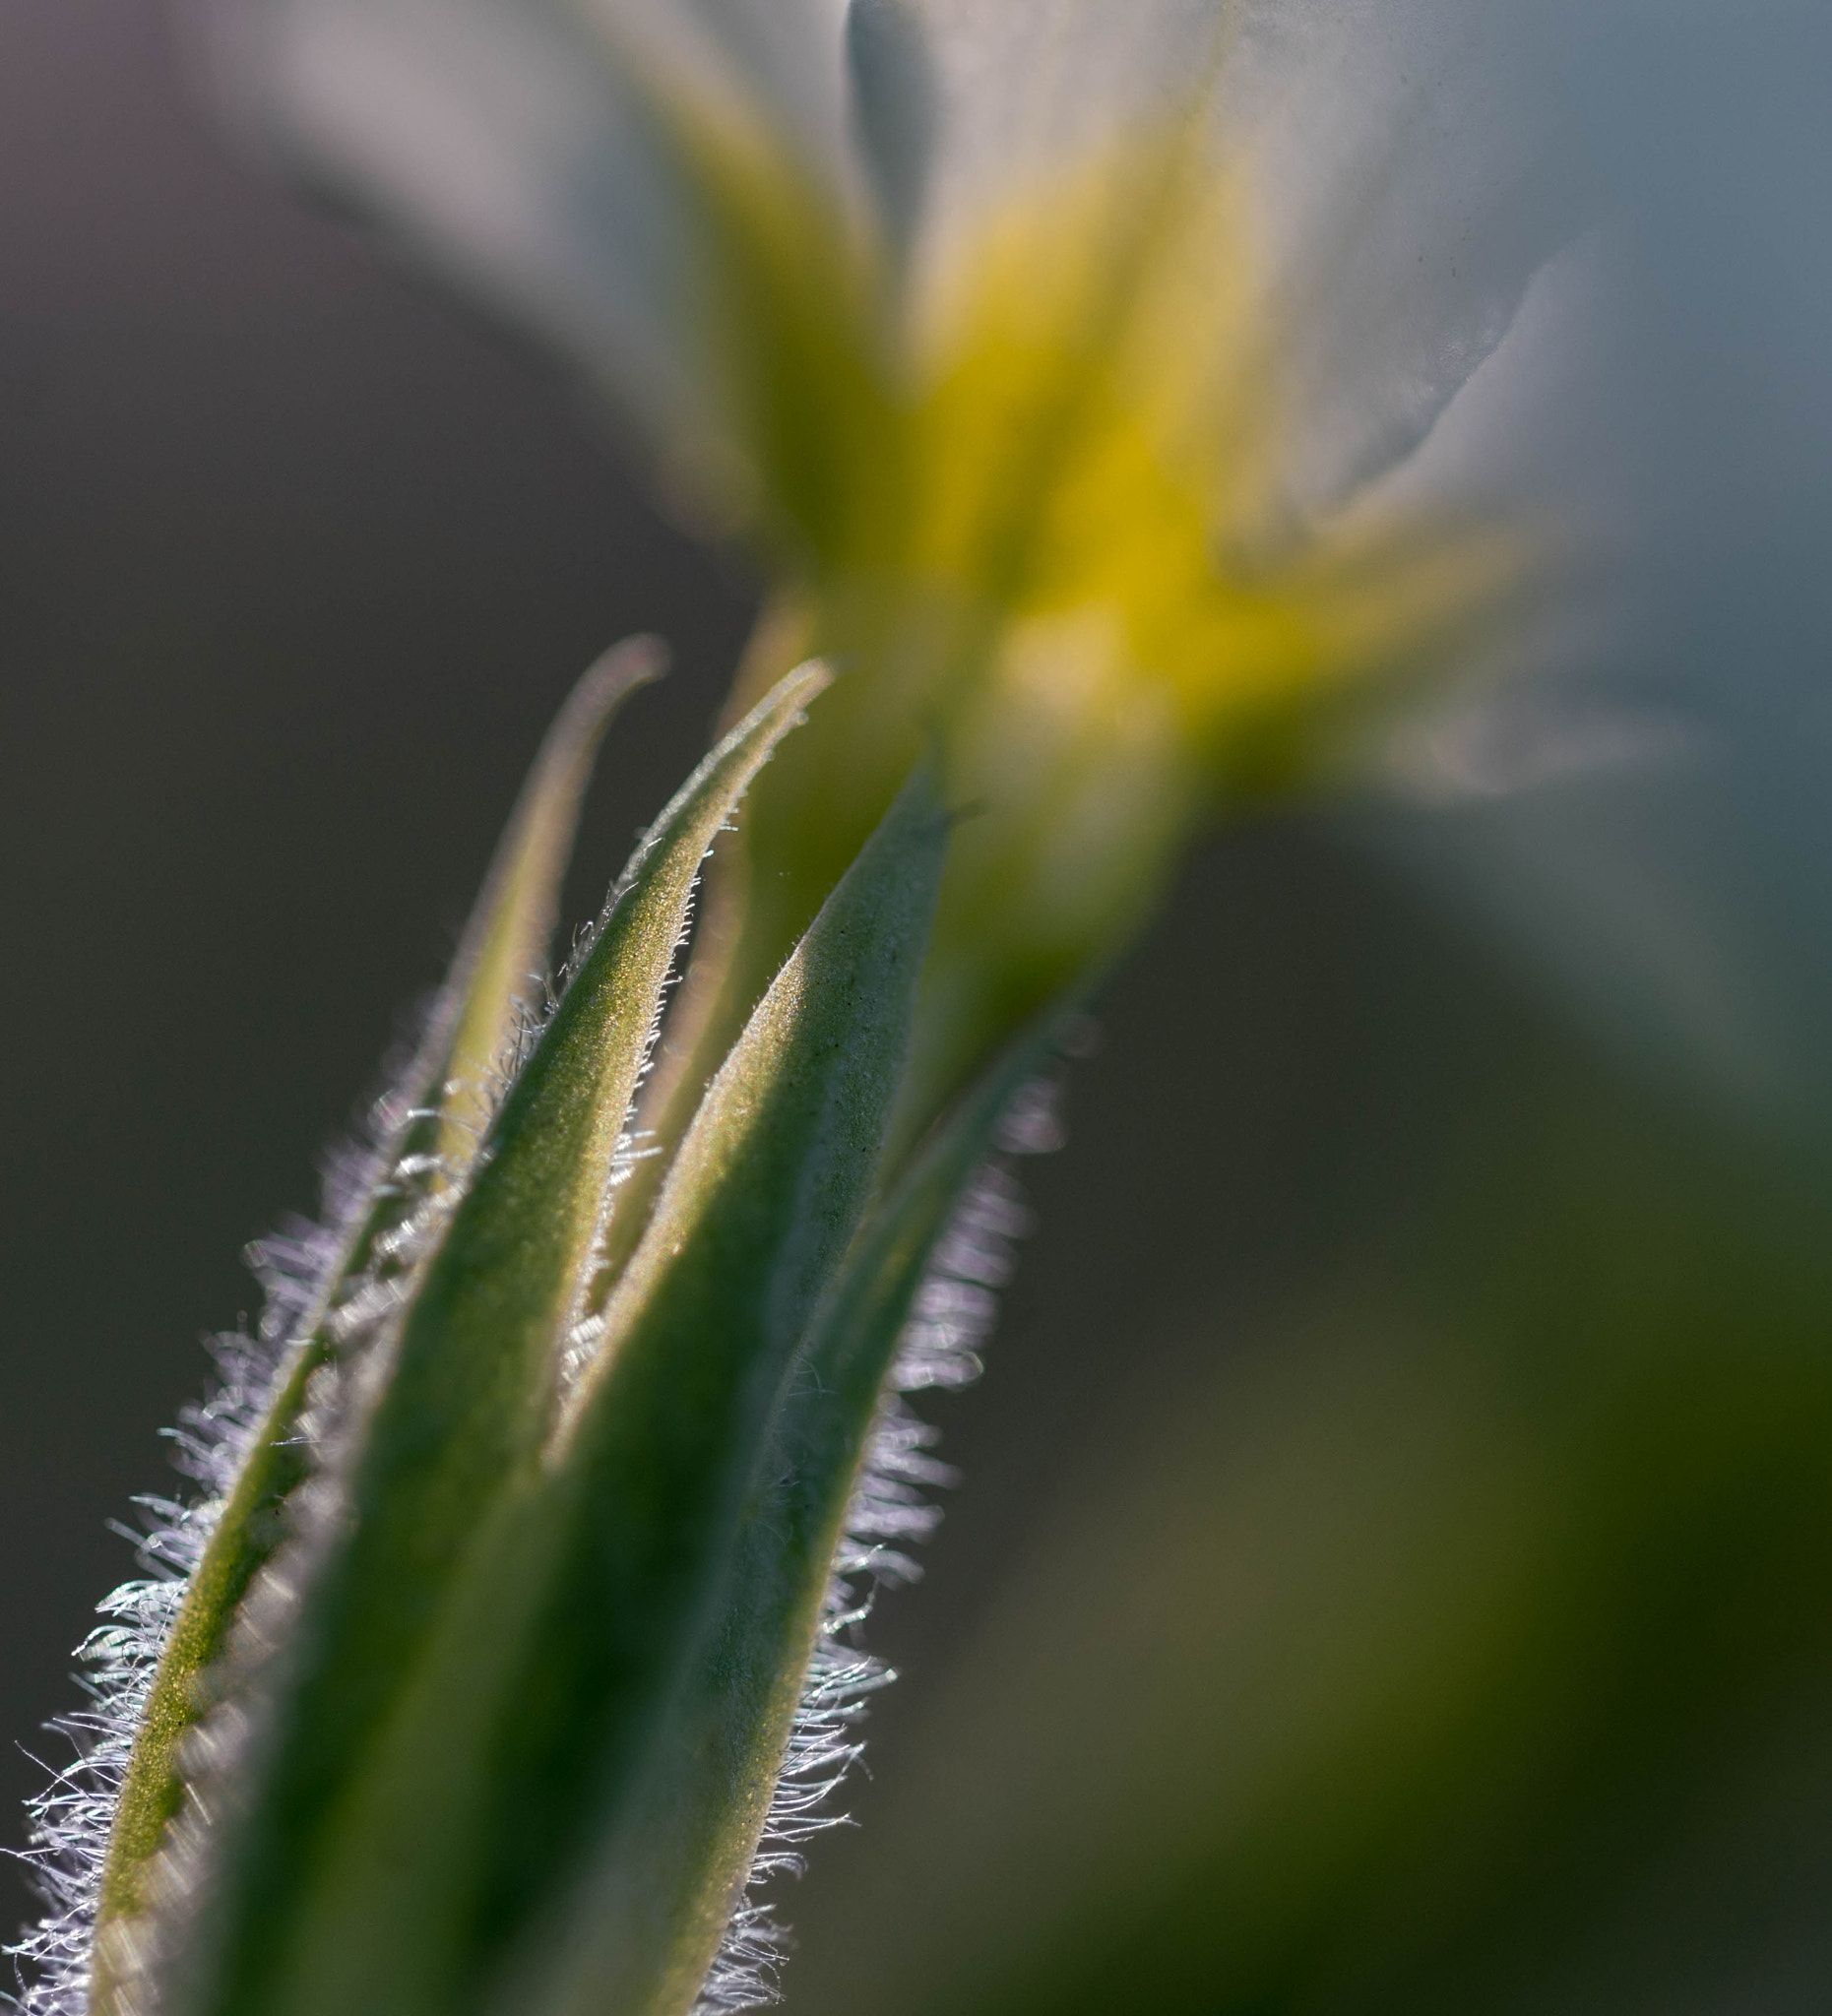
left=92, top=637, right=663, bottom=1974
left=112, top=660, right=828, bottom=2016
left=212, top=766, right=950, bottom=2016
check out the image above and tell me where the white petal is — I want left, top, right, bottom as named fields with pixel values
left=1359, top=0, right=1832, bottom=1138
left=605, top=0, right=853, bottom=168
left=188, top=0, right=854, bottom=448
left=880, top=0, right=1587, bottom=530
left=1223, top=1, right=1586, bottom=525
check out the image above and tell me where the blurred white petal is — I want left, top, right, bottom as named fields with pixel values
left=1221, top=0, right=1586, bottom=529
left=188, top=0, right=858, bottom=456
left=1354, top=0, right=1832, bottom=1141
left=191, top=0, right=698, bottom=421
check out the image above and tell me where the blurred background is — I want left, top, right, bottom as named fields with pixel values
left=8, top=4, right=1832, bottom=2012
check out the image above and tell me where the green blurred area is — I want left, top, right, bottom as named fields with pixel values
left=782, top=818, right=1832, bottom=2016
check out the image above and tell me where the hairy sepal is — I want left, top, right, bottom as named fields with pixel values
left=537, top=994, right=1080, bottom=2016
left=193, top=768, right=949, bottom=2016
left=140, top=662, right=828, bottom=2016
left=436, top=635, right=669, bottom=1160
left=91, top=638, right=663, bottom=1988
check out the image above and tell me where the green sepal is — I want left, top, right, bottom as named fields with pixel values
left=525, top=992, right=1083, bottom=2016
left=206, top=767, right=949, bottom=2016
left=133, top=661, right=828, bottom=2016
left=92, top=638, right=663, bottom=1976
left=512, top=767, right=960, bottom=2016
left=436, top=635, right=669, bottom=1162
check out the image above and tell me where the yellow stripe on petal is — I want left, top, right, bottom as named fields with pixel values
left=633, top=62, right=1526, bottom=1129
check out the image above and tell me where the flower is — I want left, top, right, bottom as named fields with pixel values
left=196, top=0, right=1573, bottom=1120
